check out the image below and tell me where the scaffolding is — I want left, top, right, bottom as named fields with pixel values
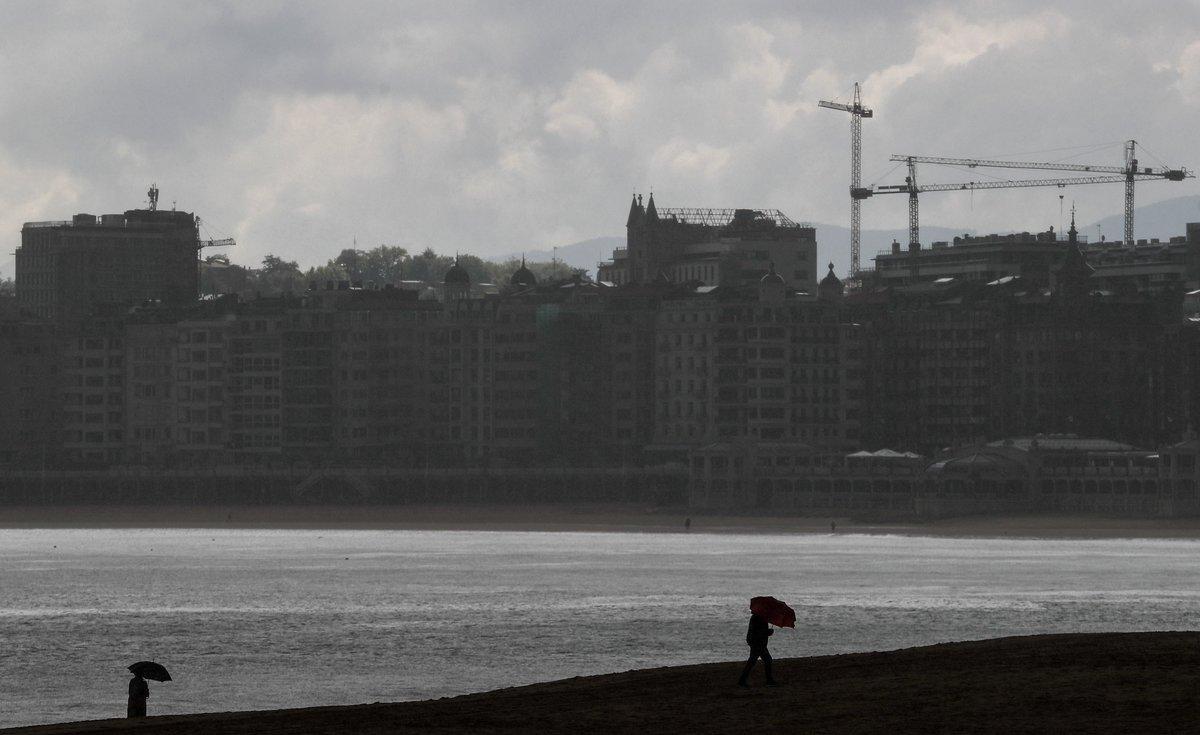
left=656, top=207, right=809, bottom=228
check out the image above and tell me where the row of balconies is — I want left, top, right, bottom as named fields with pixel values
left=1045, top=466, right=1158, bottom=477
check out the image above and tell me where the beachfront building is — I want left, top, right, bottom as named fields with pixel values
left=925, top=435, right=1164, bottom=516
left=0, top=303, right=58, bottom=466
left=688, top=442, right=925, bottom=512
left=648, top=264, right=863, bottom=465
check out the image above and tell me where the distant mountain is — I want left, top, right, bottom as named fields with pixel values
left=1083, top=195, right=1200, bottom=243
left=499, top=236, right=624, bottom=274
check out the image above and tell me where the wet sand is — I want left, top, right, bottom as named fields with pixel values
left=1, top=504, right=1200, bottom=538
left=5, top=632, right=1198, bottom=734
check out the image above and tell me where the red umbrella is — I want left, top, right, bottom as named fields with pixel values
left=750, top=596, right=796, bottom=628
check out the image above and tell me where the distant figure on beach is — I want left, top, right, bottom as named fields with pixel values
left=737, top=613, right=777, bottom=687
left=831, top=520, right=836, bottom=533
left=127, top=673, right=149, bottom=718
left=684, top=517, right=691, bottom=531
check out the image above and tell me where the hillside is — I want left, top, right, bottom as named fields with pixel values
left=502, top=235, right=623, bottom=273
left=1084, top=194, right=1200, bottom=243
left=7, top=632, right=1198, bottom=734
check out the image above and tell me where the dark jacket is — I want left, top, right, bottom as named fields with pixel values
left=129, top=676, right=149, bottom=701
left=746, top=613, right=773, bottom=648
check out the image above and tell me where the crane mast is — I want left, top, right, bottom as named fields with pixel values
left=818, top=83, right=873, bottom=278
left=1124, top=140, right=1136, bottom=247
left=906, top=159, right=918, bottom=249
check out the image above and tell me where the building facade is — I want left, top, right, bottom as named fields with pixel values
left=868, top=220, right=1200, bottom=295
left=17, top=209, right=199, bottom=322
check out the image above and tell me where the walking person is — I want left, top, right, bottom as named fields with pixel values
left=127, top=672, right=150, bottom=718
left=737, top=612, right=778, bottom=687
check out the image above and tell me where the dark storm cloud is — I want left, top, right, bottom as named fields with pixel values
left=0, top=1, right=1197, bottom=274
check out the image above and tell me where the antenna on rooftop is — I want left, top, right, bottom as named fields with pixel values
left=147, top=183, right=159, bottom=212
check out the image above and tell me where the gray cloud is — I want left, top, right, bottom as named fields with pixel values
left=0, top=0, right=1197, bottom=275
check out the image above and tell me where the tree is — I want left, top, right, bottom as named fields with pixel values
left=303, top=262, right=348, bottom=289
left=361, top=245, right=408, bottom=284
left=406, top=248, right=455, bottom=283
left=204, top=244, right=584, bottom=298
left=489, top=257, right=585, bottom=285
left=330, top=245, right=409, bottom=285
left=455, top=253, right=493, bottom=284
left=258, top=254, right=303, bottom=294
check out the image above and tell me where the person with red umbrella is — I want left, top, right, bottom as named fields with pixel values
left=737, top=596, right=795, bottom=687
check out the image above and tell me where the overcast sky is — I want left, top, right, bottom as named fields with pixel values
left=2, top=1, right=1198, bottom=271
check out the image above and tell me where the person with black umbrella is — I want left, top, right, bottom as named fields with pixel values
left=127, top=672, right=149, bottom=718
left=126, top=661, right=170, bottom=718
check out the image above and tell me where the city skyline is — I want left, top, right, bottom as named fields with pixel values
left=0, top=2, right=1198, bottom=275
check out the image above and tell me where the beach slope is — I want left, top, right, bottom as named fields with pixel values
left=7, top=632, right=1198, bottom=734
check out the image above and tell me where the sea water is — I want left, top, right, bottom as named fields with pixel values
left=2, top=528, right=1199, bottom=728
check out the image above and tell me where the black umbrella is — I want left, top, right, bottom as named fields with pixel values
left=128, top=661, right=172, bottom=682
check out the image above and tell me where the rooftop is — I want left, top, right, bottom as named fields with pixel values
left=657, top=207, right=809, bottom=228
left=986, top=434, right=1139, bottom=453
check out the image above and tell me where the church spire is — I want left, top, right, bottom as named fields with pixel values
left=626, top=194, right=641, bottom=228
left=1068, top=203, right=1078, bottom=243
left=645, top=192, right=658, bottom=222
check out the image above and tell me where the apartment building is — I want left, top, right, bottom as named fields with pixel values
left=17, top=209, right=199, bottom=323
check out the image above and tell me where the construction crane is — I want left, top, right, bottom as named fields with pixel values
left=194, top=216, right=235, bottom=252
left=885, top=141, right=1192, bottom=246
left=851, top=165, right=1181, bottom=250
left=144, top=185, right=236, bottom=252
left=818, top=83, right=873, bottom=277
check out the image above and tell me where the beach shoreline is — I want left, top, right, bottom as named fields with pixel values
left=1, top=503, right=1200, bottom=538
left=4, top=632, right=1198, bottom=734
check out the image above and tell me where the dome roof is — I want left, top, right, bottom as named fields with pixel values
left=510, top=257, right=537, bottom=288
left=444, top=257, right=471, bottom=286
left=819, top=262, right=842, bottom=288
left=760, top=262, right=785, bottom=285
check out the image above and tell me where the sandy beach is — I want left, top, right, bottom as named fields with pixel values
left=4, top=632, right=1197, bottom=734
left=1, top=504, right=1200, bottom=538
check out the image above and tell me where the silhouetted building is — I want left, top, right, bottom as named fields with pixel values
left=6, top=199, right=1197, bottom=506
left=849, top=224, right=1179, bottom=455
left=17, top=209, right=200, bottom=322
left=0, top=309, right=58, bottom=466
left=869, top=227, right=1067, bottom=289
left=926, top=435, right=1162, bottom=516
left=650, top=264, right=862, bottom=462
left=869, top=221, right=1200, bottom=295
left=60, top=311, right=127, bottom=465
left=599, top=194, right=818, bottom=291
